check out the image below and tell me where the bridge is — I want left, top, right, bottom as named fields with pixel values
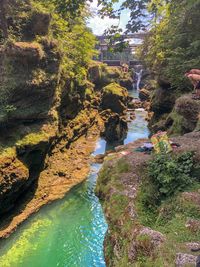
left=101, top=60, right=143, bottom=67
left=95, top=33, right=147, bottom=66
left=96, top=32, right=148, bottom=41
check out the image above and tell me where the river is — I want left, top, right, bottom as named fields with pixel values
left=0, top=89, right=149, bottom=267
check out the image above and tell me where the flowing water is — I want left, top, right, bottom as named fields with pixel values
left=133, top=65, right=143, bottom=91
left=0, top=89, right=149, bottom=267
left=135, top=69, right=143, bottom=91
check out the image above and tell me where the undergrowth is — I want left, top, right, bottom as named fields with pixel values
left=136, top=151, right=200, bottom=265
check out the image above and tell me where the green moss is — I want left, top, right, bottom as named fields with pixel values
left=106, top=66, right=121, bottom=79
left=0, top=146, right=16, bottom=158
left=168, top=112, right=186, bottom=136
left=96, top=157, right=135, bottom=267
left=16, top=132, right=49, bottom=147
left=85, top=87, right=95, bottom=99
left=96, top=158, right=130, bottom=198
left=103, top=83, right=127, bottom=97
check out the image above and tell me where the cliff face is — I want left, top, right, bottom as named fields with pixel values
left=146, top=78, right=200, bottom=135
left=0, top=6, right=61, bottom=215
left=0, top=1, right=131, bottom=237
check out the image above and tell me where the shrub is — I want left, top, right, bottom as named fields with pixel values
left=148, top=152, right=195, bottom=200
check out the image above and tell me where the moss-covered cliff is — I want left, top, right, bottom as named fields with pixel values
left=0, top=0, right=131, bottom=237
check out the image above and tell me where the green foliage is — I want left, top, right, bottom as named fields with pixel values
left=31, top=0, right=97, bottom=83
left=148, top=152, right=195, bottom=200
left=16, top=132, right=49, bottom=147
left=136, top=153, right=200, bottom=265
left=0, top=0, right=98, bottom=112
left=139, top=0, right=200, bottom=90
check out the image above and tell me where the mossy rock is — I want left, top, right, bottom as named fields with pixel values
left=5, top=41, right=45, bottom=64
left=119, top=77, right=134, bottom=90
left=175, top=95, right=200, bottom=122
left=105, top=66, right=121, bottom=79
left=168, top=95, right=200, bottom=135
left=101, top=83, right=129, bottom=114
left=151, top=87, right=176, bottom=115
left=102, top=83, right=128, bottom=97
left=88, top=61, right=124, bottom=88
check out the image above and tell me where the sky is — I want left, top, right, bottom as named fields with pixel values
left=87, top=0, right=130, bottom=35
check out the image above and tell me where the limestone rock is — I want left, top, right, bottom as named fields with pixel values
left=0, top=152, right=29, bottom=214
left=181, top=191, right=200, bottom=206
left=101, top=83, right=129, bottom=114
left=94, top=154, right=105, bottom=164
left=0, top=41, right=61, bottom=126
left=185, top=242, right=200, bottom=251
left=138, top=227, right=165, bottom=247
left=170, top=96, right=200, bottom=134
left=120, top=78, right=134, bottom=90
left=5, top=42, right=44, bottom=64
left=185, top=219, right=200, bottom=232
left=175, top=253, right=197, bottom=267
left=151, top=87, right=176, bottom=115
left=128, top=99, right=143, bottom=110
left=139, top=88, right=150, bottom=101
left=102, top=113, right=128, bottom=142
left=88, top=63, right=102, bottom=84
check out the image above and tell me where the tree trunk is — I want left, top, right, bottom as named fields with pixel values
left=0, top=0, right=8, bottom=39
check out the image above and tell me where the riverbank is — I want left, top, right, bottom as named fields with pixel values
left=0, top=113, right=104, bottom=239
left=96, top=132, right=200, bottom=266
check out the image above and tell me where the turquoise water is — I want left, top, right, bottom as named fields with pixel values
left=0, top=89, right=149, bottom=267
left=0, top=162, right=107, bottom=267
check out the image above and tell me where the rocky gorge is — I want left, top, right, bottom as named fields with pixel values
left=0, top=0, right=200, bottom=266
left=0, top=0, right=133, bottom=240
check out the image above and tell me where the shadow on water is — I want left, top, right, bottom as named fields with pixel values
left=0, top=89, right=149, bottom=267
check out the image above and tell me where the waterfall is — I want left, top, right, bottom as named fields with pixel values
left=135, top=69, right=143, bottom=91
left=132, top=65, right=143, bottom=91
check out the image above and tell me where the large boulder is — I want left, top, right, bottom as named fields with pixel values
left=167, top=95, right=200, bottom=135
left=102, top=113, right=128, bottom=143
left=149, top=87, right=177, bottom=133
left=101, top=83, right=129, bottom=114
left=139, top=88, right=151, bottom=101
left=175, top=95, right=200, bottom=122
left=119, top=78, right=134, bottom=90
left=88, top=62, right=102, bottom=84
left=150, top=87, right=176, bottom=115
left=88, top=61, right=129, bottom=89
